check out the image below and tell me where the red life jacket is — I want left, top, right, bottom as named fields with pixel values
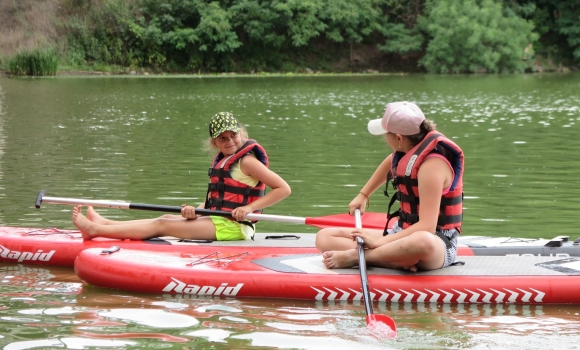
left=205, top=140, right=268, bottom=216
left=386, top=131, right=464, bottom=232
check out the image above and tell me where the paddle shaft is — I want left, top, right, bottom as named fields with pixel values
left=35, top=190, right=379, bottom=228
left=355, top=209, right=374, bottom=317
left=354, top=209, right=397, bottom=335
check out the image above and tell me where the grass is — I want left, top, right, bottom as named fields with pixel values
left=7, top=47, right=59, bottom=76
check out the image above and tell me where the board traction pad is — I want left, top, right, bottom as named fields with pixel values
left=251, top=254, right=580, bottom=276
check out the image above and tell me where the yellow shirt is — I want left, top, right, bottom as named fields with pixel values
left=229, top=153, right=259, bottom=187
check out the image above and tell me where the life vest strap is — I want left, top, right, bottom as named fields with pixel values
left=393, top=176, right=418, bottom=188
left=206, top=197, right=263, bottom=213
left=397, top=192, right=419, bottom=204
left=208, top=183, right=264, bottom=197
left=396, top=193, right=461, bottom=207
left=441, top=195, right=462, bottom=206
left=397, top=211, right=462, bottom=228
left=208, top=168, right=233, bottom=178
left=436, top=213, right=462, bottom=226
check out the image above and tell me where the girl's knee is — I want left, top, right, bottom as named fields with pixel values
left=410, top=231, right=440, bottom=252
left=315, top=229, right=330, bottom=246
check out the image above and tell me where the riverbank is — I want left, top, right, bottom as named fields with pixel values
left=1, top=55, right=576, bottom=78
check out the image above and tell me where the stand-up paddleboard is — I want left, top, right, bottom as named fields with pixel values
left=0, top=227, right=317, bottom=266
left=75, top=246, right=580, bottom=304
left=1, top=225, right=578, bottom=267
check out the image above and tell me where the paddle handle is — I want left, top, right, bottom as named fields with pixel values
left=355, top=209, right=374, bottom=317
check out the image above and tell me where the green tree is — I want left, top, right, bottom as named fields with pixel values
left=419, top=0, right=537, bottom=73
left=552, top=1, right=580, bottom=64
left=272, top=0, right=326, bottom=47
left=61, top=0, right=137, bottom=67
left=130, top=0, right=241, bottom=71
left=320, top=0, right=385, bottom=62
left=377, top=0, right=425, bottom=55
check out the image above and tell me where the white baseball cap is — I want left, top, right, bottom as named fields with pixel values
left=367, top=101, right=425, bottom=136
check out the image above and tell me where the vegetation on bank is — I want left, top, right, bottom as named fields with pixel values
left=6, top=48, right=59, bottom=76
left=1, top=0, right=579, bottom=76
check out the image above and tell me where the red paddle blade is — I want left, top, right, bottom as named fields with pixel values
left=366, top=314, right=397, bottom=338
left=305, top=212, right=393, bottom=230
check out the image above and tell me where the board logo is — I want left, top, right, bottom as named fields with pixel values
left=0, top=245, right=56, bottom=263
left=162, top=277, right=243, bottom=296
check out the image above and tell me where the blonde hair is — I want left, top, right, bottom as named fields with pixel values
left=202, top=126, right=249, bottom=156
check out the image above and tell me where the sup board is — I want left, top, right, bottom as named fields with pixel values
left=75, top=246, right=580, bottom=304
left=0, top=225, right=578, bottom=267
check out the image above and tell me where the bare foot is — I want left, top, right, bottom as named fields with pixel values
left=72, top=205, right=97, bottom=241
left=322, top=249, right=358, bottom=269
left=87, top=206, right=109, bottom=224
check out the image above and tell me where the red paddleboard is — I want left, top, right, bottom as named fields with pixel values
left=75, top=246, right=580, bottom=304
left=1, top=225, right=577, bottom=267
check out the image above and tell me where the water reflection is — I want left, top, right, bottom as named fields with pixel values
left=2, top=261, right=580, bottom=349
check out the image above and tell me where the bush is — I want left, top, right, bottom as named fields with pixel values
left=420, top=0, right=538, bottom=73
left=7, top=48, right=59, bottom=76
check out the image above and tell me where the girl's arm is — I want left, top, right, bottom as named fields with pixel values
left=232, top=156, right=291, bottom=220
left=349, top=153, right=393, bottom=215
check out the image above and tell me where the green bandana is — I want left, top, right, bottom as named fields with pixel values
left=209, top=112, right=241, bottom=138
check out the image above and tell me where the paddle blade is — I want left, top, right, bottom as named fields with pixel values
left=366, top=314, right=397, bottom=338
left=305, top=212, right=392, bottom=230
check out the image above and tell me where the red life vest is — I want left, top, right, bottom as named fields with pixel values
left=205, top=140, right=268, bottom=215
left=386, top=131, right=464, bottom=232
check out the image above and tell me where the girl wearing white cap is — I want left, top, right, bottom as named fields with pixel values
left=316, top=102, right=464, bottom=271
left=72, top=112, right=291, bottom=241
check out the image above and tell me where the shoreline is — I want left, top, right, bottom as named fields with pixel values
left=1, top=58, right=576, bottom=79
left=1, top=70, right=575, bottom=79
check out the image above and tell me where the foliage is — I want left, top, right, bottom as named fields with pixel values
left=128, top=0, right=242, bottom=71
left=376, top=0, right=425, bottom=55
left=60, top=0, right=137, bottom=67
left=501, top=0, right=579, bottom=65
left=7, top=47, right=59, bottom=76
left=552, top=1, right=580, bottom=63
left=419, top=0, right=538, bottom=73
left=46, top=0, right=578, bottom=73
left=378, top=22, right=423, bottom=54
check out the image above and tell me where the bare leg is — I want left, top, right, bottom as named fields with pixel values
left=72, top=205, right=217, bottom=241
left=86, top=206, right=182, bottom=225
left=315, top=227, right=384, bottom=252
left=72, top=206, right=93, bottom=241
left=322, top=250, right=359, bottom=269
left=364, top=231, right=445, bottom=271
left=321, top=231, right=445, bottom=271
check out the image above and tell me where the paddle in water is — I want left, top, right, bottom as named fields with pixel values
left=35, top=190, right=391, bottom=230
left=354, top=208, right=397, bottom=337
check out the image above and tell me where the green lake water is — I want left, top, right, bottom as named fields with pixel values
left=1, top=74, right=580, bottom=349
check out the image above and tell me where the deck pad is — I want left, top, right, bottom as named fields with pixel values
left=253, top=254, right=578, bottom=276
